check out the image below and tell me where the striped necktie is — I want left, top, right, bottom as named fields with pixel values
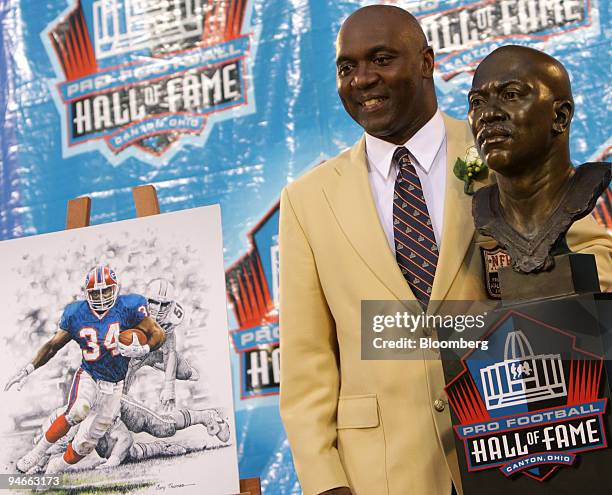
left=392, top=146, right=438, bottom=307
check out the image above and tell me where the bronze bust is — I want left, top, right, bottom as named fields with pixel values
left=468, top=45, right=611, bottom=273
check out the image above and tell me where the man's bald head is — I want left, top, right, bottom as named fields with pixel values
left=473, top=45, right=573, bottom=103
left=335, top=5, right=437, bottom=144
left=339, top=5, right=427, bottom=48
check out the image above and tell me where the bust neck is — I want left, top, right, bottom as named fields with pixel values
left=496, top=151, right=574, bottom=239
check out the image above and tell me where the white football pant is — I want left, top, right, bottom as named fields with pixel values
left=65, top=368, right=123, bottom=456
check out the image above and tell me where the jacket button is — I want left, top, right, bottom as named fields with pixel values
left=433, top=399, right=446, bottom=412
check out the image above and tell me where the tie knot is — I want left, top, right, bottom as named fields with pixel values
left=393, top=147, right=413, bottom=179
left=393, top=146, right=412, bottom=168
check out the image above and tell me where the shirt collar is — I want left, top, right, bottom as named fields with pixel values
left=365, top=109, right=446, bottom=179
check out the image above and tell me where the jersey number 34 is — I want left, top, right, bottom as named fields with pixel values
left=79, top=323, right=120, bottom=361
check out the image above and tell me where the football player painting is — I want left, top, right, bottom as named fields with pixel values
left=124, top=278, right=199, bottom=411
left=3, top=264, right=166, bottom=474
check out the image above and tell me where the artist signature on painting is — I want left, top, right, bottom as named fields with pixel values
left=155, top=482, right=197, bottom=491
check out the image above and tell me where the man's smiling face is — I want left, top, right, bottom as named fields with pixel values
left=335, top=8, right=435, bottom=144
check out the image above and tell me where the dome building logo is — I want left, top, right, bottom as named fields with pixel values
left=480, top=330, right=567, bottom=410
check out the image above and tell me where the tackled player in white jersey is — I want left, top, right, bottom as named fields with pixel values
left=24, top=394, right=230, bottom=474
left=123, top=278, right=199, bottom=411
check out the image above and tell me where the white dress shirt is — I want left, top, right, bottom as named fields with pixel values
left=365, top=109, right=447, bottom=253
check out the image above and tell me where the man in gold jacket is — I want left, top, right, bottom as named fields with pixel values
left=279, top=6, right=611, bottom=495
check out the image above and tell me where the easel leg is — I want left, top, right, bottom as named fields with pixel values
left=133, top=185, right=160, bottom=217
left=239, top=477, right=262, bottom=495
left=65, top=197, right=91, bottom=229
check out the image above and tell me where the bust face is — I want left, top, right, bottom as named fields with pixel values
left=467, top=58, right=559, bottom=177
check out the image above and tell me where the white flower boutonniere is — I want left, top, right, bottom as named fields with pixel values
left=453, top=146, right=489, bottom=195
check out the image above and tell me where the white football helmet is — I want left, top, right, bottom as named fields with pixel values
left=146, top=278, right=175, bottom=323
left=84, top=265, right=120, bottom=312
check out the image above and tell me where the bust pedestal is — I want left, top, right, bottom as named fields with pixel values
left=441, top=265, right=612, bottom=494
left=499, top=253, right=600, bottom=303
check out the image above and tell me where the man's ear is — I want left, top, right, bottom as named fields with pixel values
left=552, top=100, right=573, bottom=134
left=421, top=46, right=434, bottom=78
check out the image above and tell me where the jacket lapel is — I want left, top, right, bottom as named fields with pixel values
left=429, top=115, right=476, bottom=308
left=322, top=114, right=476, bottom=308
left=323, top=138, right=416, bottom=303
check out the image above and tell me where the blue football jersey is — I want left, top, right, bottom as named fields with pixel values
left=59, top=294, right=148, bottom=382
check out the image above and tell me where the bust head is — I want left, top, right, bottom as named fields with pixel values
left=468, top=45, right=573, bottom=178
left=469, top=46, right=611, bottom=277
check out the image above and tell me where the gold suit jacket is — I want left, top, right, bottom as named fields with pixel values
left=279, top=114, right=612, bottom=495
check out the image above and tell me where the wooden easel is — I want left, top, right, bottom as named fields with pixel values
left=66, top=185, right=262, bottom=495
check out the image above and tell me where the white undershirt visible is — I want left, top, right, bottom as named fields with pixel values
left=365, top=109, right=447, bottom=253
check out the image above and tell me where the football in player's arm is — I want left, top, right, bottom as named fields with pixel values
left=117, top=314, right=166, bottom=358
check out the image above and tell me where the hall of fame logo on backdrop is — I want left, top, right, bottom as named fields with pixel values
left=414, top=0, right=596, bottom=82
left=226, top=202, right=280, bottom=400
left=42, top=0, right=257, bottom=164
left=445, top=311, right=608, bottom=481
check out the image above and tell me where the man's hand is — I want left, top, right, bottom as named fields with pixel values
left=159, top=385, right=176, bottom=411
left=4, top=363, right=34, bottom=391
left=95, top=456, right=122, bottom=469
left=118, top=334, right=150, bottom=358
left=319, top=488, right=352, bottom=495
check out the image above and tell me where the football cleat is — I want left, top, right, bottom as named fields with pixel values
left=17, top=448, right=48, bottom=474
left=25, top=454, right=50, bottom=475
left=216, top=420, right=230, bottom=442
left=84, top=265, right=119, bottom=312
left=44, top=454, right=70, bottom=475
left=202, top=411, right=230, bottom=442
left=146, top=278, right=176, bottom=323
left=164, top=443, right=187, bottom=456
